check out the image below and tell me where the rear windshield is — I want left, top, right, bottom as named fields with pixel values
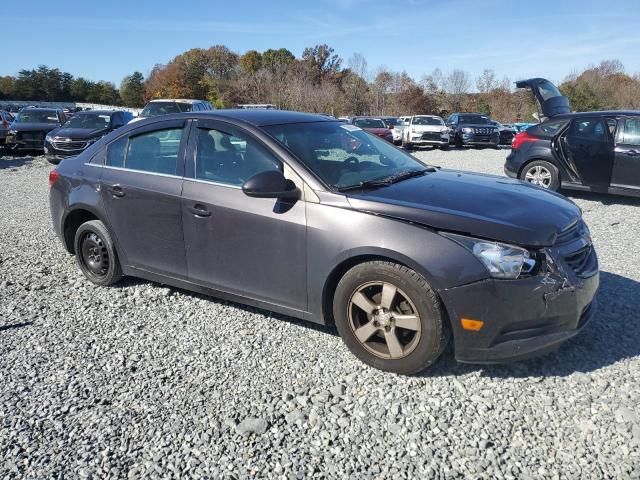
left=353, top=118, right=386, bottom=129
left=537, top=80, right=563, bottom=101
left=140, top=102, right=193, bottom=117
left=413, top=117, right=444, bottom=126
left=535, top=119, right=569, bottom=136
left=14, top=111, right=59, bottom=124
left=458, top=115, right=489, bottom=125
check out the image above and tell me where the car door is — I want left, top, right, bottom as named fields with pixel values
left=611, top=117, right=640, bottom=189
left=100, top=119, right=189, bottom=278
left=562, top=116, right=615, bottom=188
left=181, top=119, right=308, bottom=310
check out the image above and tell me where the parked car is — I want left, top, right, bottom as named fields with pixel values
left=0, top=110, right=15, bottom=146
left=129, top=99, right=214, bottom=123
left=49, top=110, right=598, bottom=374
left=379, top=116, right=401, bottom=144
left=44, top=110, right=133, bottom=164
left=350, top=117, right=393, bottom=143
left=5, top=108, right=66, bottom=151
left=401, top=115, right=449, bottom=150
left=506, top=77, right=640, bottom=197
left=491, top=121, right=517, bottom=146
left=514, top=122, right=535, bottom=133
left=446, top=113, right=500, bottom=148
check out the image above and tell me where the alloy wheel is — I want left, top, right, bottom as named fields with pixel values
left=347, top=281, right=422, bottom=359
left=524, top=165, right=552, bottom=188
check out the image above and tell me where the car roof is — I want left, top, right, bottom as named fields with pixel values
left=148, top=99, right=206, bottom=104
left=551, top=110, right=640, bottom=119
left=413, top=114, right=441, bottom=118
left=19, top=107, right=60, bottom=112
left=129, top=110, right=336, bottom=128
left=73, top=110, right=120, bottom=115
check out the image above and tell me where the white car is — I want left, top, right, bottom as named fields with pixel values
left=401, top=115, right=450, bottom=150
left=391, top=116, right=412, bottom=145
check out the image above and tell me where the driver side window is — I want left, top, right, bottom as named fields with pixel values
left=194, top=128, right=281, bottom=187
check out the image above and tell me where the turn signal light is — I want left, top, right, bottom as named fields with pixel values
left=460, top=318, right=484, bottom=331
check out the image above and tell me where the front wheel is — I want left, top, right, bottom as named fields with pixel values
left=520, top=160, right=560, bottom=191
left=439, top=144, right=450, bottom=151
left=402, top=138, right=413, bottom=150
left=333, top=261, right=449, bottom=374
left=74, top=220, right=123, bottom=286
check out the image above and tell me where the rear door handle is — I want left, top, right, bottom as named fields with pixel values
left=188, top=204, right=211, bottom=217
left=108, top=185, right=125, bottom=198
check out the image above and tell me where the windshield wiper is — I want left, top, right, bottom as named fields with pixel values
left=336, top=167, right=435, bottom=192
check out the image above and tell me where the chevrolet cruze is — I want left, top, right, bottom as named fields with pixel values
left=49, top=110, right=599, bottom=374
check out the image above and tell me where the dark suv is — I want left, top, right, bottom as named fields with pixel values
left=44, top=110, right=133, bottom=164
left=505, top=78, right=640, bottom=197
left=446, top=113, right=500, bottom=148
left=5, top=108, right=66, bottom=151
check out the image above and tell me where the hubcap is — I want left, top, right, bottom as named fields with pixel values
left=348, top=281, right=422, bottom=360
left=80, top=232, right=109, bottom=277
left=524, top=165, right=552, bottom=188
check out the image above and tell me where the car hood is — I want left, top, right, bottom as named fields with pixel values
left=458, top=123, right=497, bottom=129
left=364, top=127, right=391, bottom=136
left=11, top=123, right=60, bottom=132
left=346, top=169, right=581, bottom=247
left=49, top=127, right=109, bottom=139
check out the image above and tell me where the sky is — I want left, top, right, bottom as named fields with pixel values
left=5, top=0, right=640, bottom=88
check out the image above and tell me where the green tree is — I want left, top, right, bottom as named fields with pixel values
left=262, top=48, right=295, bottom=71
left=120, top=71, right=145, bottom=107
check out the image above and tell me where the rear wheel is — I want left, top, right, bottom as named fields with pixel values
left=402, top=138, right=413, bottom=150
left=333, top=261, right=449, bottom=374
left=439, top=144, right=450, bottom=151
left=520, top=160, right=560, bottom=190
left=74, top=220, right=122, bottom=286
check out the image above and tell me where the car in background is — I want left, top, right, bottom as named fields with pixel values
left=44, top=110, right=133, bottom=164
left=491, top=121, right=517, bottom=146
left=401, top=115, right=449, bottom=150
left=506, top=77, right=640, bottom=197
left=5, top=108, right=66, bottom=151
left=1, top=110, right=16, bottom=146
left=446, top=113, right=500, bottom=148
left=351, top=117, right=394, bottom=143
left=379, top=116, right=402, bottom=144
left=49, top=109, right=598, bottom=374
left=129, top=99, right=214, bottom=123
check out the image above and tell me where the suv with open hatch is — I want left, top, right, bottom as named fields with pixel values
left=506, top=77, right=640, bottom=197
left=49, top=110, right=598, bottom=374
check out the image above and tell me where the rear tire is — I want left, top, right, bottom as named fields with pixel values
left=439, top=144, right=450, bottom=151
left=402, top=138, right=413, bottom=150
left=519, top=160, right=560, bottom=191
left=333, top=261, right=449, bottom=375
left=74, top=220, right=123, bottom=286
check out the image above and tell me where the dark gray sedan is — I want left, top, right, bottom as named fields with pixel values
left=49, top=110, right=599, bottom=374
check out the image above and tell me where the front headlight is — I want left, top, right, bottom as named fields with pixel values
left=462, top=127, right=474, bottom=133
left=45, top=135, right=54, bottom=143
left=441, top=232, right=536, bottom=279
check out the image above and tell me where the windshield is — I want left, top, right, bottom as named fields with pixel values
left=140, top=102, right=192, bottom=117
left=458, top=114, right=490, bottom=125
left=63, top=113, right=111, bottom=130
left=14, top=111, right=59, bottom=124
left=383, top=117, right=400, bottom=126
left=263, top=121, right=429, bottom=190
left=353, top=118, right=386, bottom=129
left=413, top=117, right=444, bottom=126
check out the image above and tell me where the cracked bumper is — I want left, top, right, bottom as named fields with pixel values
left=439, top=269, right=599, bottom=364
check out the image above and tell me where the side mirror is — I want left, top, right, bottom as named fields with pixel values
left=242, top=170, right=300, bottom=200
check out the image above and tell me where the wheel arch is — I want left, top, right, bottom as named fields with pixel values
left=61, top=205, right=108, bottom=254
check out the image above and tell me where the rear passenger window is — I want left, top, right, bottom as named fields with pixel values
left=623, top=119, right=640, bottom=145
left=568, top=118, right=608, bottom=141
left=125, top=128, right=183, bottom=175
left=106, top=136, right=127, bottom=167
left=195, top=128, right=280, bottom=186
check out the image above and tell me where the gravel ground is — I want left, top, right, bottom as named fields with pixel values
left=1, top=150, right=639, bottom=479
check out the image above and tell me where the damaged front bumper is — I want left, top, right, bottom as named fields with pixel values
left=439, top=245, right=599, bottom=364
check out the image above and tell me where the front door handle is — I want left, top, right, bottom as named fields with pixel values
left=624, top=149, right=639, bottom=156
left=188, top=204, right=211, bottom=217
left=108, top=185, right=125, bottom=198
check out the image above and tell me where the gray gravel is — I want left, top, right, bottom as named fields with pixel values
left=1, top=151, right=639, bottom=479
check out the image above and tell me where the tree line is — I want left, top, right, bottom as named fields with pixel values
left=1, top=45, right=639, bottom=122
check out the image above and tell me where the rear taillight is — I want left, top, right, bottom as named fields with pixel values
left=49, top=170, right=59, bottom=188
left=511, top=132, right=538, bottom=150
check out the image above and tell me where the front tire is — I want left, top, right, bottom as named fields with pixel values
left=520, top=160, right=560, bottom=191
left=439, top=144, right=450, bottom=151
left=333, top=261, right=449, bottom=375
left=74, top=220, right=123, bottom=286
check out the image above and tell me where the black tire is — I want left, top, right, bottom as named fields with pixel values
left=401, top=136, right=413, bottom=150
left=454, top=134, right=463, bottom=148
left=333, top=261, right=450, bottom=375
left=519, top=160, right=560, bottom=191
left=74, top=220, right=123, bottom=286
left=439, top=144, right=450, bottom=151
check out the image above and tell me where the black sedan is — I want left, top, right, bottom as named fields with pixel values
left=5, top=108, right=66, bottom=151
left=45, top=110, right=133, bottom=164
left=506, top=78, right=640, bottom=196
left=49, top=110, right=598, bottom=374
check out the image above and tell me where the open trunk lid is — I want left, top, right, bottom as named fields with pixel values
left=516, top=77, right=571, bottom=119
